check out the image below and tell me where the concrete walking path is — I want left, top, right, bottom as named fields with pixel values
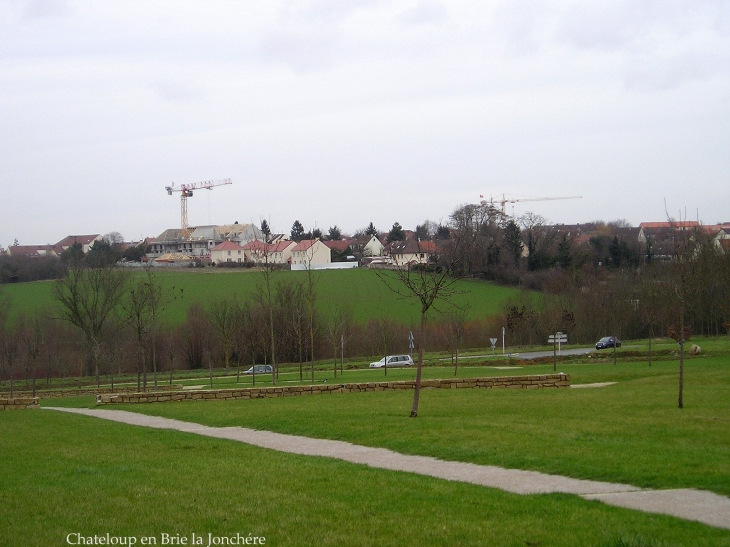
left=46, top=407, right=730, bottom=530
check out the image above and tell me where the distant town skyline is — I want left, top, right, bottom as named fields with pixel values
left=2, top=1, right=728, bottom=247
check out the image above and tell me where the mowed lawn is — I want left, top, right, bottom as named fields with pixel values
left=2, top=408, right=729, bottom=546
left=72, top=356, right=730, bottom=499
left=1, top=268, right=519, bottom=325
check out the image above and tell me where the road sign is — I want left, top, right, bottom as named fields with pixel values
left=409, top=331, right=415, bottom=352
left=549, top=332, right=567, bottom=371
left=490, top=337, right=497, bottom=355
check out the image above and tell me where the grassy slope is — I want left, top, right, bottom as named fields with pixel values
left=70, top=357, right=730, bottom=497
left=1, top=410, right=728, bottom=546
left=1, top=268, right=519, bottom=325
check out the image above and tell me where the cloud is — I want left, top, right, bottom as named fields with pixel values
left=16, top=0, right=71, bottom=20
left=151, top=81, right=206, bottom=104
left=258, top=27, right=341, bottom=72
left=397, top=0, right=449, bottom=26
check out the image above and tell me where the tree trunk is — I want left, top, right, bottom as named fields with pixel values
left=648, top=332, right=652, bottom=367
left=269, top=306, right=276, bottom=386
left=612, top=333, right=617, bottom=366
left=410, top=311, right=426, bottom=418
left=153, top=342, right=158, bottom=389
left=453, top=344, right=459, bottom=377
left=679, top=308, right=685, bottom=409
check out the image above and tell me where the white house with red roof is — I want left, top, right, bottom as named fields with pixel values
left=55, top=234, right=102, bottom=254
left=385, top=239, right=437, bottom=266
left=242, top=240, right=296, bottom=264
left=290, top=239, right=331, bottom=268
left=210, top=240, right=246, bottom=264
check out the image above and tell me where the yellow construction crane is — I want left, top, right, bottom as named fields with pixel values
left=480, top=193, right=582, bottom=219
left=166, top=178, right=232, bottom=238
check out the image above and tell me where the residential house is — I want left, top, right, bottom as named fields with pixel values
left=714, top=227, right=730, bottom=253
left=210, top=240, right=246, bottom=264
left=385, top=239, right=437, bottom=266
left=242, top=240, right=296, bottom=264
left=350, top=235, right=384, bottom=258
left=7, top=245, right=59, bottom=258
left=55, top=234, right=102, bottom=254
left=290, top=239, right=331, bottom=267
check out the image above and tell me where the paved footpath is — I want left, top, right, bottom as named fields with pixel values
left=46, top=407, right=730, bottom=530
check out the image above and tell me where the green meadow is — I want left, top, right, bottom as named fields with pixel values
left=4, top=407, right=727, bottom=547
left=3, top=338, right=729, bottom=546
left=51, top=354, right=730, bottom=498
left=0, top=268, right=520, bottom=325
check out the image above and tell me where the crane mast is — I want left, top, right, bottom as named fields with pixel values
left=165, top=178, right=232, bottom=239
left=480, top=193, right=582, bottom=219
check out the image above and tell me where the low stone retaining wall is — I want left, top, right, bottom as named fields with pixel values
left=0, top=397, right=40, bottom=410
left=1, top=384, right=184, bottom=399
left=96, top=374, right=570, bottom=404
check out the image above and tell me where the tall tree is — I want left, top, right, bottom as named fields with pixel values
left=124, top=266, right=167, bottom=389
left=290, top=220, right=305, bottom=242
left=364, top=222, right=378, bottom=237
left=387, top=222, right=406, bottom=243
left=503, top=219, right=523, bottom=267
left=278, top=280, right=307, bottom=381
left=327, top=226, right=342, bottom=241
left=53, top=264, right=130, bottom=387
left=208, top=298, right=237, bottom=375
left=260, top=219, right=271, bottom=241
left=0, top=295, right=18, bottom=396
left=86, top=239, right=122, bottom=268
left=255, top=238, right=279, bottom=385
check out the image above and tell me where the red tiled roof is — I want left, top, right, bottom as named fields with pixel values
left=324, top=240, right=350, bottom=252
left=291, top=239, right=317, bottom=252
left=55, top=234, right=100, bottom=248
left=639, top=221, right=699, bottom=229
left=7, top=245, right=57, bottom=257
left=242, top=240, right=294, bottom=253
left=387, top=240, right=437, bottom=254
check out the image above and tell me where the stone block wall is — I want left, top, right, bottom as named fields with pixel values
left=97, top=374, right=570, bottom=405
left=0, top=397, right=40, bottom=410
left=0, top=384, right=184, bottom=399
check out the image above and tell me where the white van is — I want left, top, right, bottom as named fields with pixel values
left=369, top=355, right=414, bottom=368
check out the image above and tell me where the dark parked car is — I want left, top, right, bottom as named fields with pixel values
left=596, top=336, right=621, bottom=350
left=243, top=365, right=273, bottom=374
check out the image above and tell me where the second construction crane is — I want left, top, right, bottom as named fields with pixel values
left=166, top=178, right=232, bottom=238
left=480, top=193, right=582, bottom=220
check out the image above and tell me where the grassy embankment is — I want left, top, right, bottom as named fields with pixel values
left=0, top=268, right=520, bottom=326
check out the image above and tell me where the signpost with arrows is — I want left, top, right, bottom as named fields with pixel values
left=548, top=332, right=568, bottom=371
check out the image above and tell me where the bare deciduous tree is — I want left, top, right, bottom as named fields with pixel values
left=53, top=265, right=130, bottom=387
left=208, top=298, right=237, bottom=375
left=377, top=240, right=463, bottom=417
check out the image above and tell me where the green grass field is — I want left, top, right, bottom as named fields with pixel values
left=4, top=343, right=730, bottom=546
left=2, top=406, right=728, bottom=546
left=1, top=268, right=520, bottom=325
left=57, top=356, right=729, bottom=498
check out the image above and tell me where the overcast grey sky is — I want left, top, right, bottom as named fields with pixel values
left=1, top=0, right=728, bottom=247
